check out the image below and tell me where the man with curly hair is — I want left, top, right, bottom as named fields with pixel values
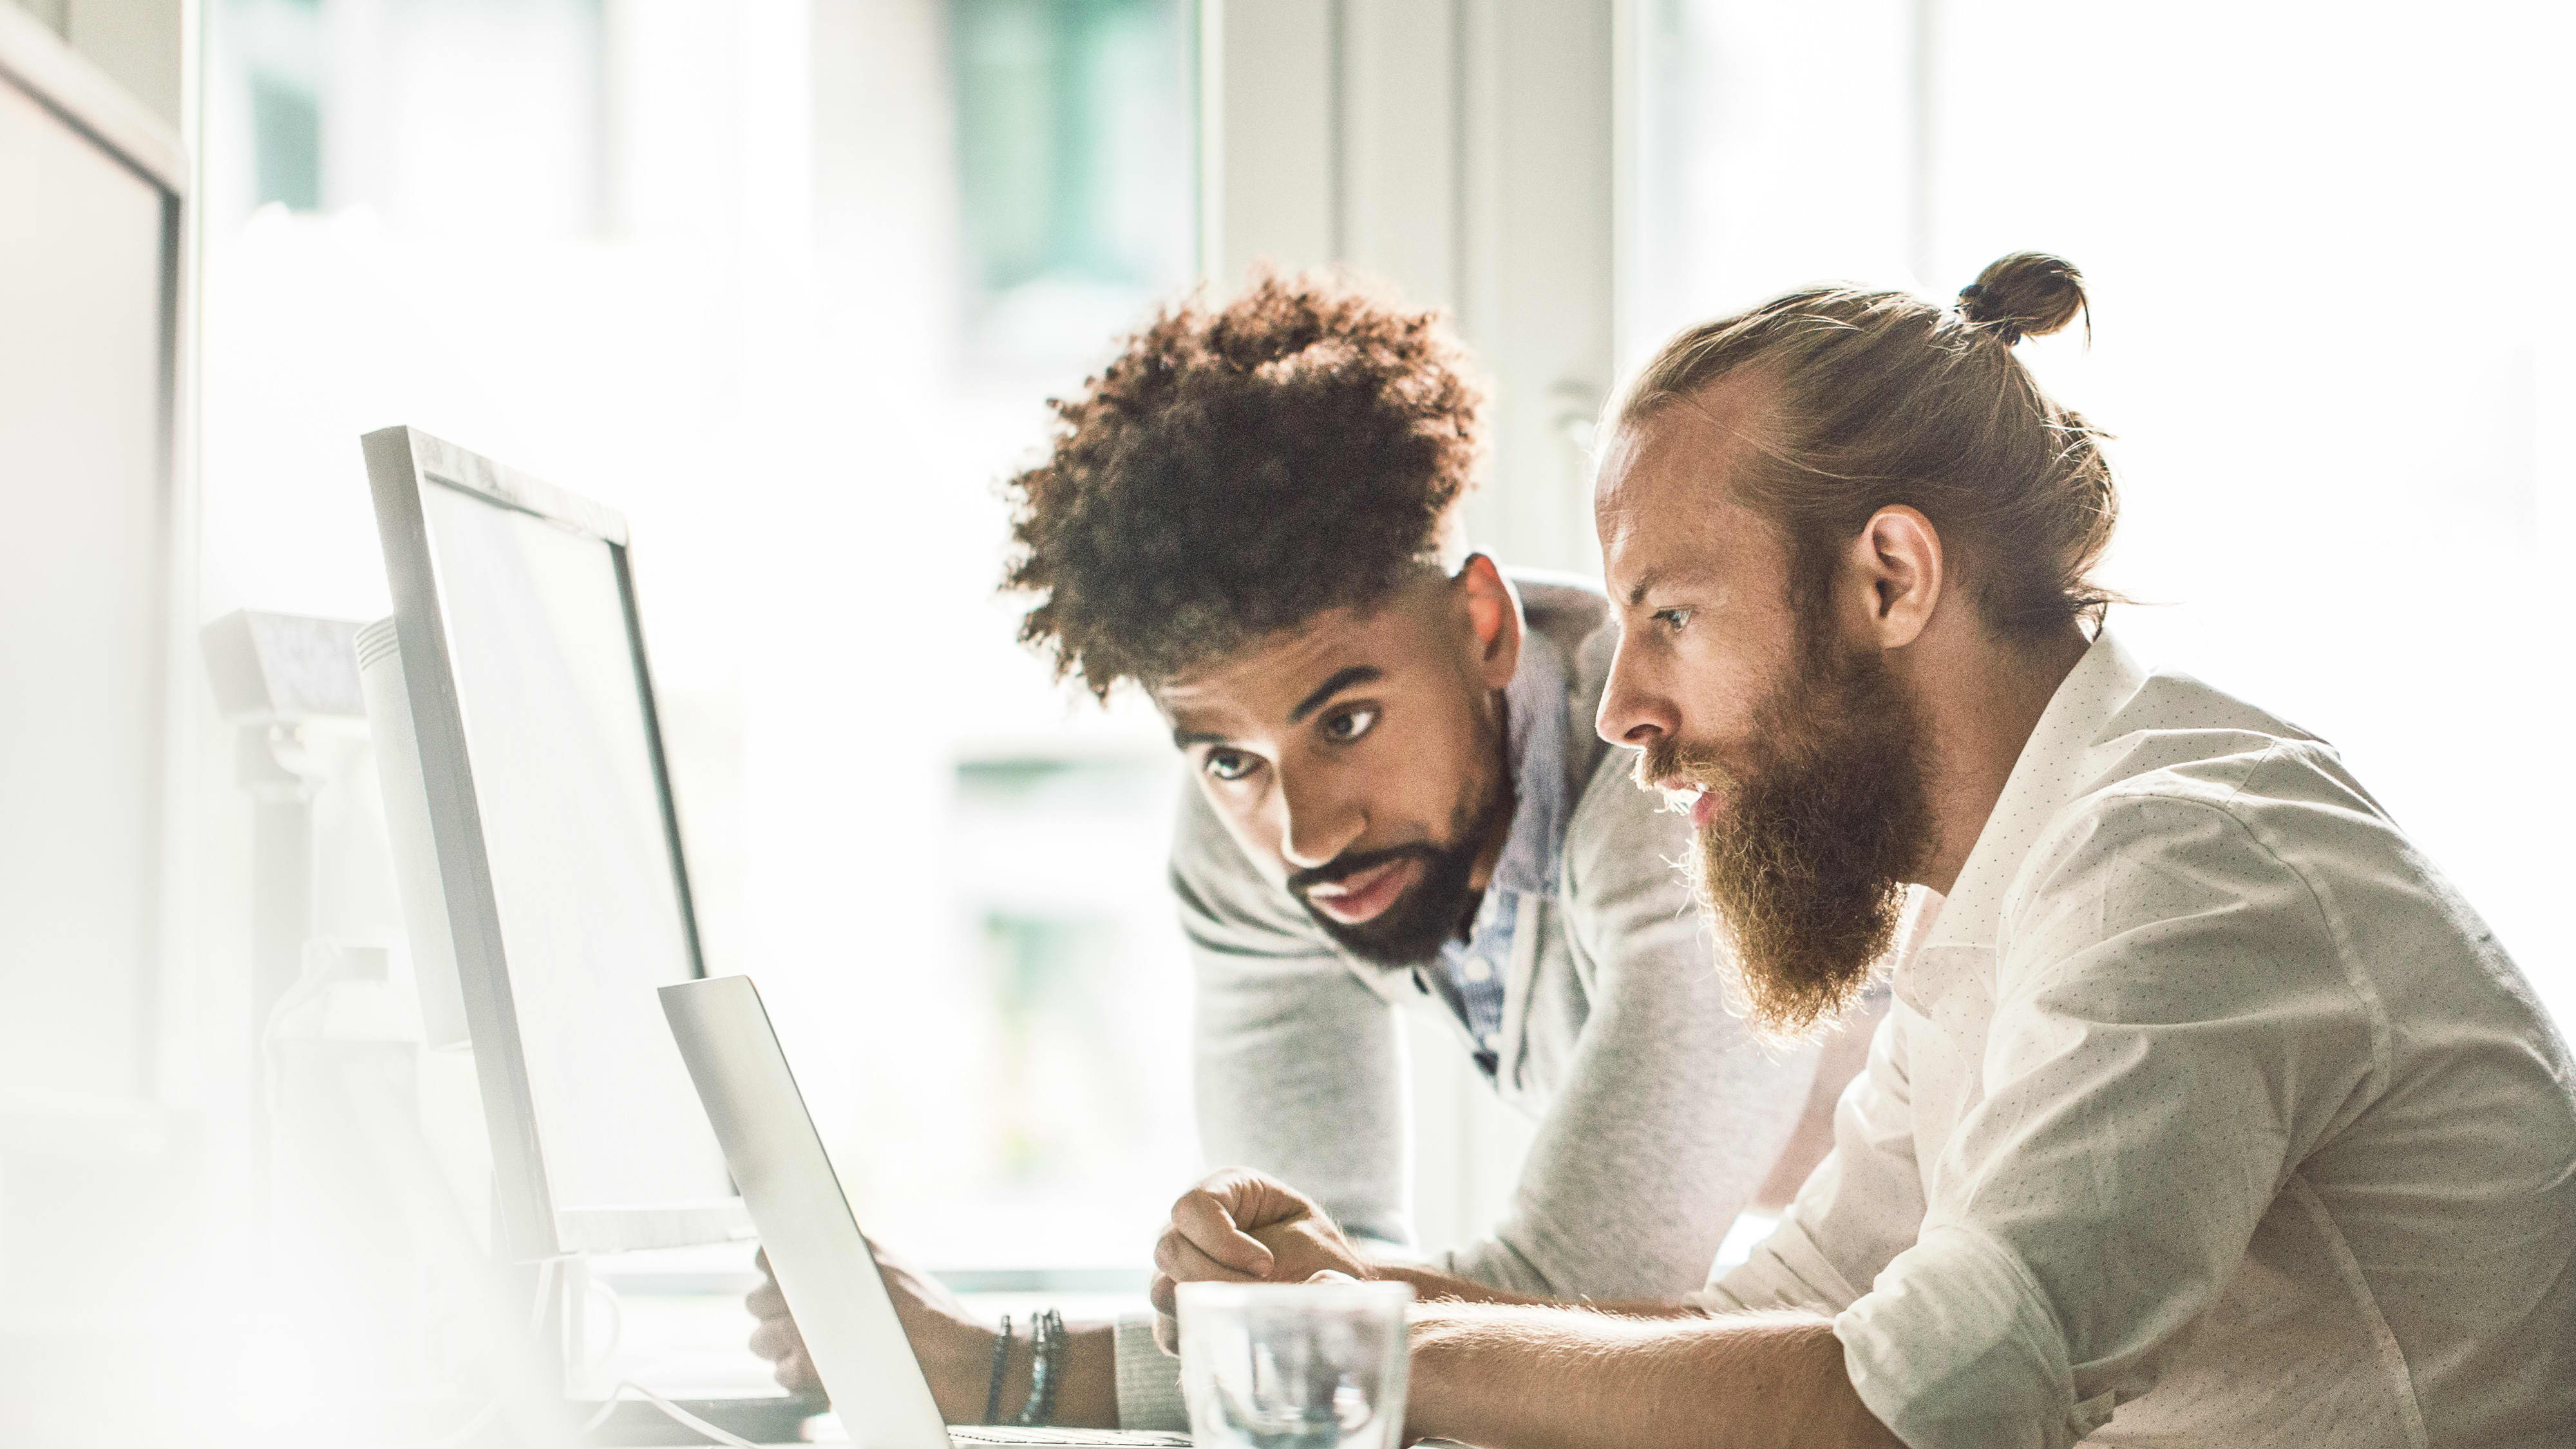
left=744, top=275, right=1837, bottom=1428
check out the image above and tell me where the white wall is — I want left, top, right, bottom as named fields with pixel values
left=0, top=68, right=171, bottom=1106
left=0, top=5, right=208, bottom=1437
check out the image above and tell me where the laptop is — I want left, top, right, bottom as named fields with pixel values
left=659, top=974, right=1193, bottom=1449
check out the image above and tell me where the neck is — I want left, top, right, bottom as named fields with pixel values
left=1465, top=688, right=1517, bottom=893
left=1906, top=621, right=2090, bottom=896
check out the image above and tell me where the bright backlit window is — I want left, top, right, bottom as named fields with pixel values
left=200, top=0, right=1202, bottom=1281
left=1634, top=0, right=2575, bottom=1030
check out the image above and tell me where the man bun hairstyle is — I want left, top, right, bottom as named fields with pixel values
left=1615, top=250, right=2117, bottom=641
left=1955, top=251, right=2088, bottom=345
left=1005, top=271, right=1486, bottom=700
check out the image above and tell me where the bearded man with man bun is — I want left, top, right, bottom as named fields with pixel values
left=1152, top=254, right=2576, bottom=1448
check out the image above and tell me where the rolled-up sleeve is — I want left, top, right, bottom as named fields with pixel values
left=1832, top=791, right=2382, bottom=1449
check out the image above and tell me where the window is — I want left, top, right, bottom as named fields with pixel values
left=246, top=70, right=319, bottom=211
left=198, top=0, right=1202, bottom=1299
left=933, top=757, right=1195, bottom=1268
left=951, top=0, right=1195, bottom=365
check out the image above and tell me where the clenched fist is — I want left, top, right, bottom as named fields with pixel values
left=1148, top=1168, right=1372, bottom=1348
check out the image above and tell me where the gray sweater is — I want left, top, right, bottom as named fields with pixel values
left=1114, top=574, right=1819, bottom=1428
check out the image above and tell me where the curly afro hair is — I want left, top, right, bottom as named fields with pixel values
left=1003, top=271, right=1486, bottom=700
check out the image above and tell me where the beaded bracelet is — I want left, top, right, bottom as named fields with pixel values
left=1016, top=1307, right=1064, bottom=1426
left=983, top=1315, right=1014, bottom=1425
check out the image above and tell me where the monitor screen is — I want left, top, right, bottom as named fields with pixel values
left=419, top=479, right=733, bottom=1218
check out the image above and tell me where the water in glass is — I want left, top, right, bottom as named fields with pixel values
left=1175, top=1280, right=1412, bottom=1449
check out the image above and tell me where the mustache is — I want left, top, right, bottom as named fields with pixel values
left=1285, top=842, right=1441, bottom=896
left=1634, top=738, right=1732, bottom=802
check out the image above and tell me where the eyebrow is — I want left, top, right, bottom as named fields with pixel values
left=1288, top=665, right=1382, bottom=724
left=1168, top=665, right=1387, bottom=750
left=1624, top=569, right=1667, bottom=607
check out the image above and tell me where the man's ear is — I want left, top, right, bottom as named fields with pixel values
left=1846, top=507, right=1943, bottom=650
left=1455, top=554, right=1524, bottom=690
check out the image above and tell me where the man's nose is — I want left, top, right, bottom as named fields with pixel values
left=1596, top=639, right=1678, bottom=748
left=1277, top=774, right=1365, bottom=871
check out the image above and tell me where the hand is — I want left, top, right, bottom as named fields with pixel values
left=745, top=1249, right=820, bottom=1395
left=1149, top=1169, right=1371, bottom=1347
left=746, top=1240, right=997, bottom=1419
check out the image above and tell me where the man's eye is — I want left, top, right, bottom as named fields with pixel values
left=1204, top=750, right=1259, bottom=782
left=1651, top=607, right=1694, bottom=633
left=1321, top=706, right=1378, bottom=743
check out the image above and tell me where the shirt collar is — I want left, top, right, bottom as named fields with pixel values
left=1920, top=629, right=2150, bottom=951
left=1488, top=625, right=1574, bottom=899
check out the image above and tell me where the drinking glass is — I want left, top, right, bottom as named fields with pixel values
left=1175, top=1280, right=1413, bottom=1449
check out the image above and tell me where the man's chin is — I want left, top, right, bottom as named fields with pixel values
left=1302, top=888, right=1455, bottom=969
left=1687, top=790, right=1918, bottom=1042
left=1657, top=626, right=1934, bottom=1042
left=1289, top=772, right=1510, bottom=971
left=1697, top=881, right=1899, bottom=1042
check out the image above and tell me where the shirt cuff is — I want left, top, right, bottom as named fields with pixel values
left=1833, top=1221, right=2110, bottom=1449
left=1112, top=1310, right=1189, bottom=1432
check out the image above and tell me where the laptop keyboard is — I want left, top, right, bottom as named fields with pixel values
left=948, top=1428, right=1191, bottom=1447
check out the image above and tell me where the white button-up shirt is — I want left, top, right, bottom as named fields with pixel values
left=1696, top=631, right=2576, bottom=1448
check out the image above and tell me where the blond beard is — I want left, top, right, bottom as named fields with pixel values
left=1639, top=641, right=1931, bottom=1043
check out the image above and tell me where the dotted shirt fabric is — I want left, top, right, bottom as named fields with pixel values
left=1698, top=630, right=2576, bottom=1449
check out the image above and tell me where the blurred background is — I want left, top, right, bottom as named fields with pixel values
left=3, top=0, right=2571, bottom=1441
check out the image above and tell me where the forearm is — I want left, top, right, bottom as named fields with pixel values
left=1403, top=1303, right=1904, bottom=1449
left=949, top=1320, right=1119, bottom=1428
left=1368, top=1259, right=1698, bottom=1318
left=1368, top=1259, right=1540, bottom=1305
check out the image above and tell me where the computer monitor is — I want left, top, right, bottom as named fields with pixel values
left=361, top=425, right=746, bottom=1262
